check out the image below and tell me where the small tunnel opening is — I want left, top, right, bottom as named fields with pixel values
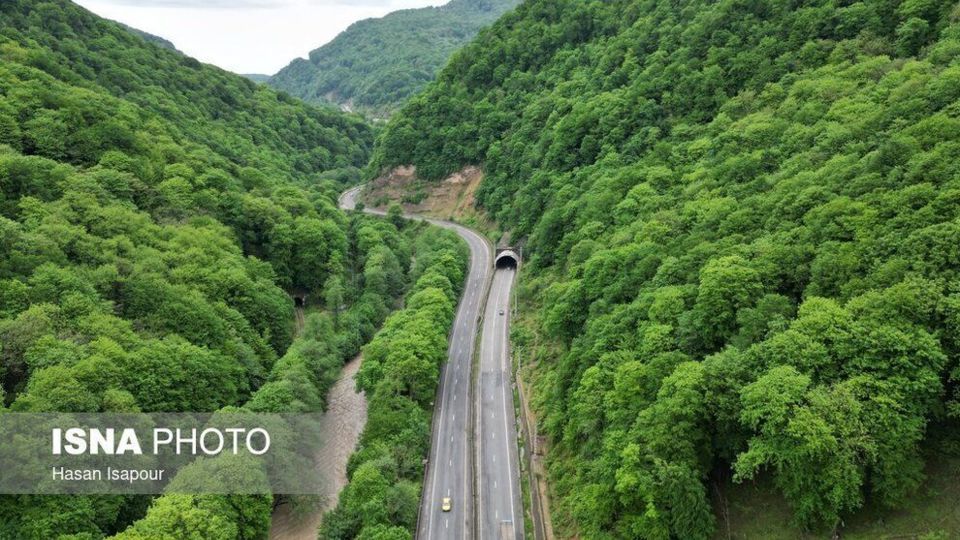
left=495, top=251, right=519, bottom=269
left=496, top=257, right=518, bottom=269
left=294, top=296, right=305, bottom=308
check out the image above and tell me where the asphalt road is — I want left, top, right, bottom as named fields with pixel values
left=339, top=186, right=522, bottom=540
left=477, top=267, right=522, bottom=540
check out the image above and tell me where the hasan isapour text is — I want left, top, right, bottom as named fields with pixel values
left=52, top=466, right=165, bottom=483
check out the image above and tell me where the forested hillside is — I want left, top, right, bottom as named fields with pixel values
left=321, top=226, right=469, bottom=539
left=113, top=219, right=465, bottom=540
left=0, top=0, right=384, bottom=537
left=117, top=23, right=178, bottom=52
left=373, top=0, right=960, bottom=536
left=268, top=0, right=519, bottom=119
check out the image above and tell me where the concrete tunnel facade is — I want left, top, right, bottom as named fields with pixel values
left=495, top=249, right=519, bottom=269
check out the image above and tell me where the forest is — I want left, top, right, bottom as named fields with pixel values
left=372, top=0, right=960, bottom=537
left=319, top=226, right=468, bottom=540
left=6, top=0, right=960, bottom=537
left=0, top=0, right=471, bottom=538
left=268, top=0, right=519, bottom=119
left=111, top=220, right=467, bottom=540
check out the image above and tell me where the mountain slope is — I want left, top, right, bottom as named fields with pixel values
left=2, top=1, right=373, bottom=181
left=373, top=0, right=960, bottom=537
left=268, top=0, right=519, bottom=118
left=118, top=22, right=178, bottom=52
left=0, top=1, right=383, bottom=537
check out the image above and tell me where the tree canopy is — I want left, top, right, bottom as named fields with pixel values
left=321, top=227, right=468, bottom=539
left=0, top=1, right=380, bottom=537
left=373, top=0, right=960, bottom=536
left=268, top=0, right=519, bottom=119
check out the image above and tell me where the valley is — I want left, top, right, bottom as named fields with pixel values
left=268, top=353, right=367, bottom=540
left=2, top=0, right=960, bottom=539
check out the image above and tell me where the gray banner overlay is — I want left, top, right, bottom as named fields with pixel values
left=0, top=413, right=330, bottom=495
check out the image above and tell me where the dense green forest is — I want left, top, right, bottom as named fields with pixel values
left=320, top=225, right=468, bottom=540
left=0, top=0, right=430, bottom=537
left=373, top=0, right=960, bottom=537
left=105, top=213, right=406, bottom=540
left=116, top=23, right=177, bottom=52
left=268, top=0, right=519, bottom=119
left=112, top=218, right=458, bottom=540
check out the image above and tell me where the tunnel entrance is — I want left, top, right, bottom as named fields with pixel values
left=294, top=296, right=305, bottom=308
left=495, top=249, right=519, bottom=269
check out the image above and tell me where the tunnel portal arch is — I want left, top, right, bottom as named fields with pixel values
left=495, top=249, right=520, bottom=269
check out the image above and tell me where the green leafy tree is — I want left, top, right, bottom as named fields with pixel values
left=735, top=367, right=871, bottom=528
left=367, top=0, right=960, bottom=534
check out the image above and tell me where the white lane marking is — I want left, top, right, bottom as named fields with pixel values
left=420, top=226, right=494, bottom=540
left=500, top=272, right=519, bottom=527
left=477, top=270, right=522, bottom=536
left=477, top=275, right=503, bottom=540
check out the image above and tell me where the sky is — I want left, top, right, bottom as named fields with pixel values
left=73, top=0, right=448, bottom=75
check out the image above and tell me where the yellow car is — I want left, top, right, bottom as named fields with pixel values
left=441, top=497, right=452, bottom=512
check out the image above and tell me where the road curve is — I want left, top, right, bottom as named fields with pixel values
left=339, top=186, right=523, bottom=540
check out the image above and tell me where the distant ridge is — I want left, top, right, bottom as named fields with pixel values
left=268, top=0, right=519, bottom=119
left=118, top=22, right=179, bottom=52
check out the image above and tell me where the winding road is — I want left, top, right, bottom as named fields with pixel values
left=339, top=186, right=523, bottom=540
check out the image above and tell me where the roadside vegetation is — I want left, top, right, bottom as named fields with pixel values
left=0, top=0, right=396, bottom=538
left=6, top=0, right=960, bottom=537
left=372, top=0, right=960, bottom=537
left=113, top=217, right=454, bottom=540
left=319, top=226, right=469, bottom=540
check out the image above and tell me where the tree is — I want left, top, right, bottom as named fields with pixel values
left=10, top=365, right=99, bottom=411
left=735, top=367, right=871, bottom=529
left=387, top=203, right=404, bottom=230
left=324, top=275, right=346, bottom=318
left=345, top=463, right=391, bottom=529
left=380, top=338, right=439, bottom=406
left=111, top=495, right=238, bottom=540
left=618, top=362, right=715, bottom=539
left=0, top=109, right=22, bottom=150
left=1, top=495, right=103, bottom=539
left=356, top=524, right=412, bottom=540
left=896, top=18, right=930, bottom=56
left=291, top=217, right=346, bottom=292
left=116, top=337, right=242, bottom=412
left=689, top=256, right=763, bottom=352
